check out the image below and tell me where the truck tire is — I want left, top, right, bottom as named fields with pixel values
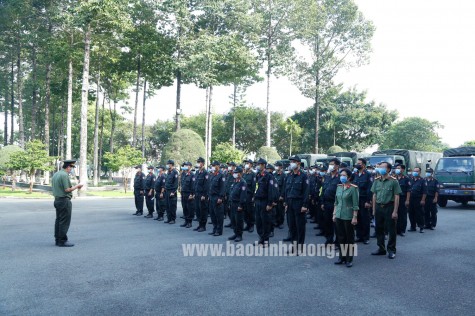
left=438, top=198, right=448, bottom=208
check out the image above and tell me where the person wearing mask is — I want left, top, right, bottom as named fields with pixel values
left=193, top=157, right=209, bottom=232
left=144, top=166, right=156, bottom=218
left=371, top=162, right=402, bottom=259
left=274, top=161, right=286, bottom=231
left=408, top=167, right=427, bottom=233
left=315, top=165, right=327, bottom=237
left=153, top=166, right=167, bottom=221
left=228, top=167, right=248, bottom=242
left=208, top=161, right=226, bottom=236
left=224, top=162, right=237, bottom=229
left=395, top=164, right=411, bottom=236
left=242, top=159, right=257, bottom=233
left=321, top=158, right=341, bottom=246
left=133, top=165, right=145, bottom=216
left=284, top=156, right=309, bottom=255
left=163, top=160, right=179, bottom=224
left=424, top=168, right=439, bottom=230
left=308, top=166, right=318, bottom=225
left=352, top=158, right=372, bottom=244
left=333, top=168, right=359, bottom=267
left=254, top=158, right=275, bottom=246
left=180, top=162, right=195, bottom=228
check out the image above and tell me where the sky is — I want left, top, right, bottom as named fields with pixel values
left=124, top=0, right=475, bottom=148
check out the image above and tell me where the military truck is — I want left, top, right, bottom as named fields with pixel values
left=369, top=149, right=442, bottom=174
left=314, top=152, right=364, bottom=168
left=276, top=154, right=327, bottom=170
left=434, top=147, right=475, bottom=207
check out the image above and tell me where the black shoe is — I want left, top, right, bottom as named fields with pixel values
left=363, top=240, right=370, bottom=245
left=168, top=220, right=175, bottom=224
left=144, top=214, right=153, bottom=218
left=234, top=236, right=242, bottom=242
left=197, top=227, right=206, bottom=232
left=408, top=227, right=416, bottom=232
left=157, top=217, right=164, bottom=221
left=193, top=218, right=199, bottom=222
left=180, top=222, right=188, bottom=227
left=315, top=232, right=325, bottom=236
left=180, top=216, right=185, bottom=219
left=324, top=240, right=334, bottom=246
left=243, top=226, right=249, bottom=231
left=334, top=259, right=346, bottom=265
left=346, top=262, right=353, bottom=268
left=371, top=250, right=387, bottom=256
left=355, top=238, right=364, bottom=243
left=388, top=252, right=396, bottom=259
left=133, top=211, right=140, bottom=216
left=310, top=220, right=317, bottom=224
left=224, top=223, right=232, bottom=228
left=228, top=234, right=237, bottom=240
left=213, top=232, right=222, bottom=236
left=208, top=231, right=216, bottom=235
left=269, top=231, right=274, bottom=238
left=283, top=237, right=291, bottom=242
left=193, top=226, right=200, bottom=231
left=370, top=233, right=377, bottom=238
left=398, top=232, right=405, bottom=237
left=208, top=221, right=213, bottom=224
left=424, top=225, right=431, bottom=229
left=186, top=223, right=192, bottom=228
left=430, top=226, right=435, bottom=230
left=56, top=241, right=74, bottom=247
left=278, top=225, right=284, bottom=229
left=164, top=220, right=171, bottom=223
left=419, top=228, right=424, bottom=233
left=248, top=226, right=254, bottom=233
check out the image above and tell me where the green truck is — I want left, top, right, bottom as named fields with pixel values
left=276, top=154, right=327, bottom=170
left=368, top=149, right=442, bottom=174
left=314, top=152, right=365, bottom=168
left=434, top=147, right=475, bottom=207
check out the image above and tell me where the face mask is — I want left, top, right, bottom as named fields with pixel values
left=233, top=173, right=239, bottom=179
left=355, top=165, right=362, bottom=170
left=228, top=166, right=232, bottom=171
left=166, top=165, right=170, bottom=170
left=183, top=166, right=189, bottom=171
left=245, top=164, right=250, bottom=170
left=413, top=172, right=419, bottom=177
left=319, top=172, right=326, bottom=176
left=370, top=170, right=376, bottom=174
left=290, top=163, right=297, bottom=170
left=378, top=168, right=387, bottom=176
left=309, top=170, right=315, bottom=175
left=353, top=168, right=358, bottom=173
left=395, top=169, right=401, bottom=175
left=256, top=165, right=261, bottom=171
left=275, top=166, right=280, bottom=171
left=426, top=173, right=432, bottom=177
left=340, top=176, right=348, bottom=184
left=328, top=165, right=335, bottom=172
left=195, top=164, right=200, bottom=169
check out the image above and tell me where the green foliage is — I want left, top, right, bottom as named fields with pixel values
left=210, top=143, right=245, bottom=164
left=6, top=141, right=55, bottom=174
left=160, top=129, right=206, bottom=166
left=256, top=146, right=281, bottom=164
left=380, top=117, right=445, bottom=152
left=103, top=145, right=143, bottom=173
left=327, top=145, right=344, bottom=154
left=461, top=140, right=475, bottom=147
left=0, top=145, right=23, bottom=172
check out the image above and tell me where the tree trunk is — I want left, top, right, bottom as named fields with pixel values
left=141, top=79, right=147, bottom=158
left=290, top=129, right=293, bottom=157
left=31, top=44, right=38, bottom=140
left=66, top=34, right=73, bottom=160
left=266, top=58, right=271, bottom=148
left=175, top=70, right=182, bottom=131
left=79, top=24, right=92, bottom=195
left=314, top=37, right=320, bottom=154
left=60, top=96, right=65, bottom=159
left=109, top=100, right=117, bottom=182
left=207, top=86, right=213, bottom=163
left=17, top=33, right=25, bottom=148
left=10, top=55, right=14, bottom=145
left=93, top=67, right=101, bottom=187
left=44, top=62, right=52, bottom=184
left=204, top=87, right=209, bottom=166
left=98, top=96, right=106, bottom=180
left=232, top=84, right=237, bottom=147
left=132, top=54, right=141, bottom=147
left=3, top=83, right=8, bottom=146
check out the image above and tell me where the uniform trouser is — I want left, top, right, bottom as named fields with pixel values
left=54, top=197, right=72, bottom=243
left=275, top=200, right=285, bottom=226
left=196, top=194, right=208, bottom=228
left=232, top=202, right=244, bottom=236
left=209, top=196, right=224, bottom=234
left=356, top=198, right=370, bottom=241
left=244, top=195, right=255, bottom=227
left=309, top=199, right=317, bottom=219
left=287, top=199, right=306, bottom=248
left=316, top=201, right=324, bottom=227
left=134, top=190, right=144, bottom=212
left=145, top=192, right=155, bottom=214
left=335, top=218, right=355, bottom=263
left=227, top=199, right=235, bottom=228
left=397, top=196, right=408, bottom=234
left=255, top=199, right=272, bottom=242
left=155, top=195, right=166, bottom=217
left=182, top=192, right=195, bottom=223
left=225, top=198, right=231, bottom=219
left=181, top=194, right=186, bottom=217
left=323, top=202, right=335, bottom=242
left=425, top=197, right=438, bottom=228
left=166, top=191, right=177, bottom=221
left=375, top=203, right=397, bottom=253
left=409, top=197, right=425, bottom=229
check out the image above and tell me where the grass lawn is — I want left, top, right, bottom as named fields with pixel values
left=0, top=187, right=52, bottom=199
left=87, top=190, right=134, bottom=198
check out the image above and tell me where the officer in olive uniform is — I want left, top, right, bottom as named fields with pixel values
left=133, top=165, right=145, bottom=216
left=242, top=159, right=257, bottom=233
left=194, top=157, right=209, bottom=232
left=284, top=156, right=309, bottom=254
left=424, top=168, right=439, bottom=230
left=371, top=162, right=402, bottom=259
left=228, top=167, right=247, bottom=242
left=254, top=158, right=276, bottom=246
left=321, top=158, right=341, bottom=245
left=353, top=158, right=373, bottom=244
left=224, top=162, right=237, bottom=228
left=154, top=166, right=167, bottom=221
left=274, top=161, right=286, bottom=230
left=144, top=166, right=156, bottom=218
left=52, top=160, right=83, bottom=247
left=408, top=167, right=427, bottom=233
left=163, top=160, right=179, bottom=224
left=208, top=161, right=226, bottom=236
left=395, top=164, right=411, bottom=236
left=180, top=162, right=195, bottom=228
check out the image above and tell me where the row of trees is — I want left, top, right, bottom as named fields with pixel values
left=0, top=0, right=375, bottom=193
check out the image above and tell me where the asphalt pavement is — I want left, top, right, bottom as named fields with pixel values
left=0, top=198, right=474, bottom=315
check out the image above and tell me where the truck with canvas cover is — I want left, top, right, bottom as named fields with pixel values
left=369, top=149, right=442, bottom=174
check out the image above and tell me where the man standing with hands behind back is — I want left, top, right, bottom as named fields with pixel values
left=51, top=160, right=83, bottom=247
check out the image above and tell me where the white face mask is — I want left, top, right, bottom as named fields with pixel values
left=233, top=173, right=239, bottom=179
left=195, top=164, right=200, bottom=169
left=328, top=165, right=335, bottom=172
left=275, top=166, right=280, bottom=171
left=290, top=163, right=297, bottom=170
left=228, top=166, right=232, bottom=171
left=309, top=170, right=315, bottom=175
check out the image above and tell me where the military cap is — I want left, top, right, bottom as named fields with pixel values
left=134, top=164, right=142, bottom=169
left=227, top=161, right=237, bottom=167
left=197, top=157, right=205, bottom=163
left=156, top=165, right=165, bottom=170
left=275, top=161, right=283, bottom=167
left=147, top=165, right=154, bottom=170
left=184, top=161, right=192, bottom=166
left=320, top=164, right=328, bottom=171
left=167, top=160, right=175, bottom=165
left=288, top=155, right=301, bottom=162
left=426, top=167, right=434, bottom=173
left=329, top=157, right=341, bottom=165
left=256, top=158, right=267, bottom=165
left=243, top=158, right=254, bottom=164
left=234, top=167, right=244, bottom=173
left=211, top=160, right=220, bottom=166
left=62, top=159, right=77, bottom=169
left=266, top=164, right=275, bottom=170
left=340, top=162, right=348, bottom=168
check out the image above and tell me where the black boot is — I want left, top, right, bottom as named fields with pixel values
left=234, top=235, right=242, bottom=242
left=228, top=234, right=237, bottom=240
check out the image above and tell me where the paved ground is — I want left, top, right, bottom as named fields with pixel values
left=0, top=198, right=474, bottom=315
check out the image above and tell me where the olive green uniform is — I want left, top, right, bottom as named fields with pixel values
left=52, top=170, right=73, bottom=244
left=371, top=176, right=402, bottom=253
left=334, top=185, right=359, bottom=263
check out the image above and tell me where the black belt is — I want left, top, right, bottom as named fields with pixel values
left=55, top=196, right=71, bottom=200
left=377, top=202, right=394, bottom=207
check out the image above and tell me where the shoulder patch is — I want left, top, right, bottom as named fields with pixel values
left=270, top=180, right=273, bottom=185
left=175, top=174, right=178, bottom=178
left=205, top=175, right=208, bottom=179
left=222, top=177, right=226, bottom=182
left=306, top=179, right=309, bottom=184
left=408, top=181, right=412, bottom=185
left=338, top=184, right=343, bottom=186
left=351, top=184, right=358, bottom=188
left=242, top=186, right=246, bottom=191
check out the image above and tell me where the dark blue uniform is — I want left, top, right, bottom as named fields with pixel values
left=353, top=170, right=373, bottom=242
left=242, top=170, right=257, bottom=230
left=254, top=171, right=276, bottom=243
left=181, top=171, right=195, bottom=225
left=133, top=172, right=145, bottom=214
left=208, top=171, right=226, bottom=235
left=425, top=177, right=439, bottom=229
left=154, top=173, right=166, bottom=219
left=144, top=172, right=156, bottom=216
left=321, top=174, right=340, bottom=243
left=308, top=173, right=318, bottom=222
left=409, top=177, right=427, bottom=231
left=274, top=171, right=286, bottom=228
left=165, top=169, right=179, bottom=222
left=194, top=169, right=209, bottom=229
left=315, top=174, right=324, bottom=227
left=396, top=175, right=411, bottom=234
left=284, top=170, right=309, bottom=248
left=225, top=172, right=236, bottom=227
left=230, top=178, right=247, bottom=237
